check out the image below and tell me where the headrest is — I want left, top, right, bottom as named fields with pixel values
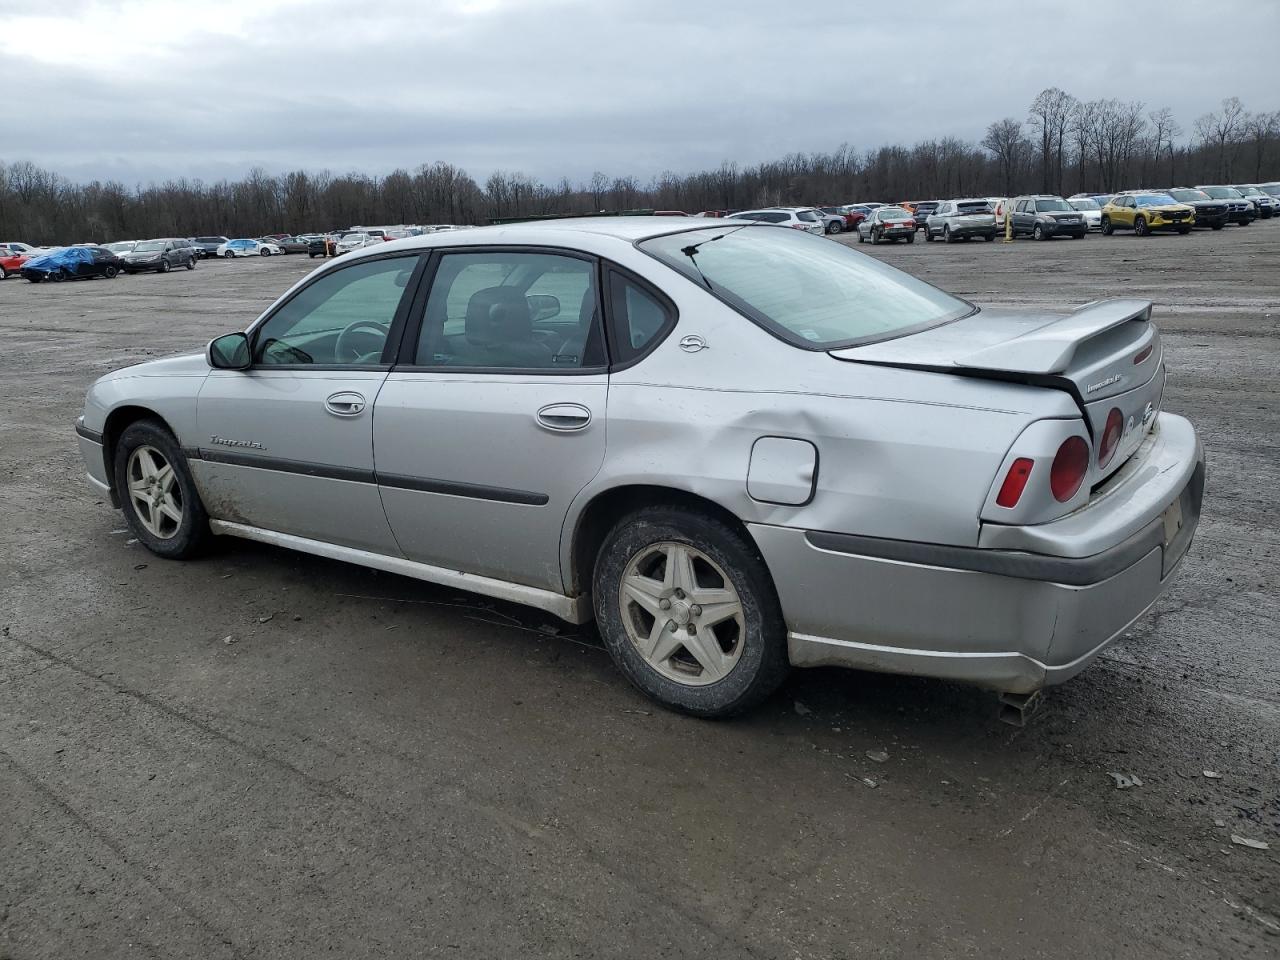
left=465, top=286, right=532, bottom=346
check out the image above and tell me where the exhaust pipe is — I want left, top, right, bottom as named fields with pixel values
left=998, top=690, right=1044, bottom=727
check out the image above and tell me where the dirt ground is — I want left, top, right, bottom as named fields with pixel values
left=2, top=224, right=1278, bottom=959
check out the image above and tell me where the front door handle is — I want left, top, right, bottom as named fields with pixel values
left=536, top=403, right=591, bottom=432
left=325, top=391, right=366, bottom=417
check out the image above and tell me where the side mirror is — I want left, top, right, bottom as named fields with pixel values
left=527, top=294, right=561, bottom=322
left=208, top=332, right=251, bottom=370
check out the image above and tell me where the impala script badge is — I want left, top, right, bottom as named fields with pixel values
left=1085, top=374, right=1122, bottom=394
left=210, top=435, right=265, bottom=450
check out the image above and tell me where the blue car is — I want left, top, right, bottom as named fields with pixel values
left=20, top=246, right=123, bottom=283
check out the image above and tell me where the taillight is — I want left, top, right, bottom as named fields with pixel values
left=996, top=458, right=1035, bottom=508
left=1050, top=436, right=1090, bottom=502
left=1133, top=343, right=1153, bottom=364
left=1098, top=408, right=1124, bottom=467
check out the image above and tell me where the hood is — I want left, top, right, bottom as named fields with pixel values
left=102, top=352, right=210, bottom=381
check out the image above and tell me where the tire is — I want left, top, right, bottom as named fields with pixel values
left=1211, top=224, right=1224, bottom=230
left=984, top=232, right=995, bottom=241
left=260, top=247, right=271, bottom=256
left=1033, top=224, right=1045, bottom=241
left=50, top=270, right=66, bottom=282
left=943, top=226, right=952, bottom=243
left=871, top=228, right=881, bottom=245
left=224, top=250, right=235, bottom=258
left=592, top=505, right=789, bottom=718
left=104, top=265, right=118, bottom=278
left=1101, top=217, right=1114, bottom=236
left=159, top=259, right=172, bottom=273
left=923, top=226, right=933, bottom=241
left=1134, top=216, right=1149, bottom=237
left=857, top=230, right=864, bottom=243
left=1177, top=225, right=1191, bottom=235
left=309, top=252, right=318, bottom=258
left=186, top=257, right=196, bottom=270
left=27, top=276, right=40, bottom=283
left=0, top=266, right=7, bottom=279
left=827, top=221, right=842, bottom=234
left=112, top=420, right=210, bottom=560
left=905, top=234, right=914, bottom=243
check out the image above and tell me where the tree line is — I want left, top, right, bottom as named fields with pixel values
left=1, top=91, right=1277, bottom=245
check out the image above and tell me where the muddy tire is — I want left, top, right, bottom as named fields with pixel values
left=112, top=419, right=210, bottom=560
left=593, top=506, right=789, bottom=718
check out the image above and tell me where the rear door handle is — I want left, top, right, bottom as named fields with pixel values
left=536, top=403, right=592, bottom=432
left=325, top=391, right=366, bottom=417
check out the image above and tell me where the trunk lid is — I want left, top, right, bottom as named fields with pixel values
left=831, top=299, right=1165, bottom=483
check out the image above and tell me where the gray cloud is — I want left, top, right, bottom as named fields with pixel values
left=3, top=0, right=1277, bottom=186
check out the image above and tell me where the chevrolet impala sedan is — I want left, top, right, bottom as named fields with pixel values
left=75, top=219, right=1204, bottom=718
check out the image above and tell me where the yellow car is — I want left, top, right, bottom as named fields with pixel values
left=1101, top=192, right=1195, bottom=235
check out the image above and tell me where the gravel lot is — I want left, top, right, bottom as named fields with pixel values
left=2, top=225, right=1278, bottom=959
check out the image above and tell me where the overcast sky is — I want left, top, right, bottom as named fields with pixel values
left=3, top=0, right=1278, bottom=188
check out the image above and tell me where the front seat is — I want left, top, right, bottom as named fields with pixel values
left=455, top=286, right=553, bottom=368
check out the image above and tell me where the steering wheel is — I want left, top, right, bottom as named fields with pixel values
left=334, top=320, right=389, bottom=364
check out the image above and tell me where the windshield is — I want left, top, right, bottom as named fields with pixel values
left=133, top=240, right=164, bottom=252
left=877, top=207, right=911, bottom=219
left=1202, top=186, right=1242, bottom=199
left=638, top=226, right=971, bottom=349
left=1235, top=186, right=1261, bottom=196
left=1069, top=199, right=1100, bottom=211
left=956, top=201, right=992, bottom=214
left=1034, top=199, right=1072, bottom=212
left=106, top=241, right=134, bottom=252
left=1135, top=194, right=1176, bottom=207
left=1169, top=189, right=1208, bottom=202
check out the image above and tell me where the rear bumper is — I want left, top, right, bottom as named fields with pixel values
left=752, top=414, right=1204, bottom=694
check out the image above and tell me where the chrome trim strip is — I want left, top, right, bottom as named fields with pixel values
left=208, top=519, right=589, bottom=623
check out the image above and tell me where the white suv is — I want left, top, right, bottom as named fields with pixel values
left=727, top=208, right=825, bottom=235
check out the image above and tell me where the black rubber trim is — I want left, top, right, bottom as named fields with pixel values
left=75, top=422, right=103, bottom=444
left=377, top=472, right=549, bottom=505
left=197, top=448, right=548, bottom=505
left=812, top=457, right=1202, bottom=583
left=199, top=448, right=375, bottom=484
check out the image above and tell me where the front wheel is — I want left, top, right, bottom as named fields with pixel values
left=857, top=230, right=865, bottom=243
left=260, top=248, right=271, bottom=256
left=943, top=226, right=952, bottom=243
left=159, top=259, right=172, bottom=273
left=1101, top=217, right=1114, bottom=235
left=223, top=250, right=235, bottom=258
left=827, top=221, right=841, bottom=234
left=923, top=227, right=934, bottom=241
left=186, top=257, right=196, bottom=269
left=984, top=232, right=995, bottom=241
left=1033, top=224, right=1045, bottom=241
left=50, top=270, right=66, bottom=282
left=1134, top=216, right=1150, bottom=236
left=1177, top=225, right=1191, bottom=235
left=593, top=506, right=789, bottom=718
left=0, top=266, right=7, bottom=279
left=1211, top=223, right=1224, bottom=230
left=104, top=265, right=118, bottom=278
left=113, top=420, right=210, bottom=559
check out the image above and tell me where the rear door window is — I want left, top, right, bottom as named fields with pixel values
left=606, top=270, right=676, bottom=367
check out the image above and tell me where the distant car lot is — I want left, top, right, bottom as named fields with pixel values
left=1, top=220, right=1278, bottom=958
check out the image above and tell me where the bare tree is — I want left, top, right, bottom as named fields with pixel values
left=1243, top=109, right=1280, bottom=181
left=1027, top=87, right=1077, bottom=194
left=981, top=118, right=1027, bottom=195
left=1194, top=96, right=1247, bottom=181
left=1146, top=107, right=1182, bottom=185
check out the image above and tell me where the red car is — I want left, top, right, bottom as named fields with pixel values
left=0, top=252, right=29, bottom=279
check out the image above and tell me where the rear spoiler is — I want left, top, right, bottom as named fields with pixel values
left=959, top=299, right=1152, bottom=375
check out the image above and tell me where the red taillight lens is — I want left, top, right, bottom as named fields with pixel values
left=996, top=458, right=1035, bottom=508
left=1050, top=436, right=1090, bottom=502
left=1098, top=408, right=1124, bottom=468
left=1133, top=344, right=1153, bottom=365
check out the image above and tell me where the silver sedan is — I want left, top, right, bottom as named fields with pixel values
left=75, top=218, right=1204, bottom=717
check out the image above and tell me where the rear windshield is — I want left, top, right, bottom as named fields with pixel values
left=796, top=210, right=819, bottom=222
left=877, top=207, right=912, bottom=219
left=956, top=201, right=992, bottom=214
left=638, top=226, right=971, bottom=350
left=914, top=202, right=938, bottom=211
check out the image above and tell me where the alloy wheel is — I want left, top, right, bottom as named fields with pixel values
left=126, top=445, right=183, bottom=539
left=619, top=541, right=745, bottom=686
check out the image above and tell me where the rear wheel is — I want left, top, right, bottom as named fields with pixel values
left=984, top=232, right=995, bottom=241
left=224, top=250, right=235, bottom=258
left=260, top=247, right=271, bottom=256
left=871, top=228, right=881, bottom=245
left=113, top=420, right=210, bottom=560
left=905, top=233, right=914, bottom=244
left=593, top=506, right=789, bottom=718
left=827, top=221, right=842, bottom=234
left=1211, top=223, right=1224, bottom=230
left=1134, top=216, right=1150, bottom=236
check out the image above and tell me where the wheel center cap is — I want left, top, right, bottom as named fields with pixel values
left=670, top=598, right=692, bottom=626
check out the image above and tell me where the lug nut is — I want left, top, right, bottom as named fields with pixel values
left=690, top=605, right=702, bottom=617
left=659, top=598, right=671, bottom=610
left=666, top=620, right=677, bottom=632
left=674, top=589, right=685, bottom=599
left=687, top=624, right=697, bottom=635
